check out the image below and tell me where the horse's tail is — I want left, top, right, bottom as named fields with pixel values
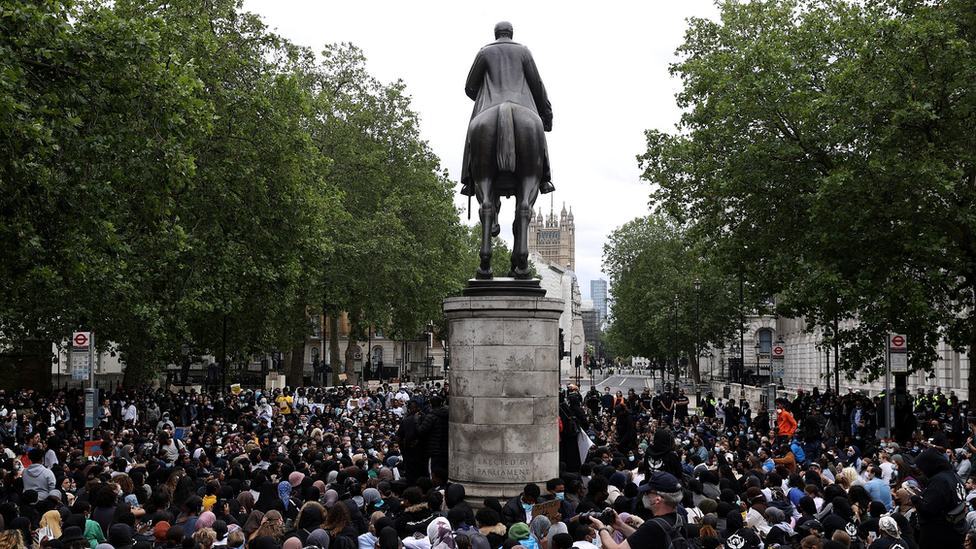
left=496, top=102, right=516, bottom=173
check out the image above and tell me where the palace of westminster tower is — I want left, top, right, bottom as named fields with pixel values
left=528, top=202, right=575, bottom=271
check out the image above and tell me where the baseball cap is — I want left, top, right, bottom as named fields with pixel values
left=638, top=471, right=681, bottom=493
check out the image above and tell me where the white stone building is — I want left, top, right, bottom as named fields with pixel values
left=530, top=252, right=585, bottom=378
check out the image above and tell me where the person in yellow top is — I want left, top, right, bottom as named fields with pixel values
left=276, top=388, right=294, bottom=416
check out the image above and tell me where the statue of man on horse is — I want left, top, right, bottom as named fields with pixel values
left=461, top=21, right=554, bottom=280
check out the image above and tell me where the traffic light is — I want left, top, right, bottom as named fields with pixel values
left=559, top=328, right=566, bottom=357
left=575, top=355, right=582, bottom=367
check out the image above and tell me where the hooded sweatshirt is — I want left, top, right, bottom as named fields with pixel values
left=914, top=447, right=968, bottom=541
left=23, top=462, right=57, bottom=500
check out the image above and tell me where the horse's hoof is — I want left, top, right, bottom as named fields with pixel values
left=476, top=267, right=493, bottom=280
left=491, top=223, right=500, bottom=237
left=509, top=266, right=532, bottom=280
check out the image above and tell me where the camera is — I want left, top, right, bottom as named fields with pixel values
left=578, top=509, right=616, bottom=526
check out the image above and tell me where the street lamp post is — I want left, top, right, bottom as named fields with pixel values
left=673, top=294, right=680, bottom=382
left=755, top=342, right=762, bottom=386
left=833, top=317, right=840, bottom=394
left=694, top=277, right=701, bottom=384
left=824, top=326, right=833, bottom=394
left=666, top=308, right=672, bottom=381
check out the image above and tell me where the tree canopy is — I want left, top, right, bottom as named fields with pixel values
left=602, top=214, right=740, bottom=383
left=0, top=0, right=465, bottom=387
left=641, top=0, right=976, bottom=391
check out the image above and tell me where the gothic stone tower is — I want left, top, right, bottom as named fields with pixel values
left=528, top=202, right=575, bottom=271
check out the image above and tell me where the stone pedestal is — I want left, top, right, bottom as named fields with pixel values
left=444, top=291, right=564, bottom=501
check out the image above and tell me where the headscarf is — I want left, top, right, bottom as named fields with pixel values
left=279, top=480, right=293, bottom=509
left=255, top=481, right=280, bottom=512
left=298, top=504, right=325, bottom=530
left=10, top=517, right=32, bottom=543
left=323, top=489, right=339, bottom=509
left=237, top=491, right=254, bottom=513
left=879, top=515, right=900, bottom=538
left=40, top=510, right=63, bottom=538
left=363, top=488, right=382, bottom=509
left=306, top=486, right=322, bottom=504
left=307, top=528, right=331, bottom=548
left=196, top=510, right=216, bottom=531
left=529, top=515, right=551, bottom=545
left=242, top=510, right=265, bottom=537
left=698, top=498, right=718, bottom=516
left=378, top=526, right=401, bottom=549
left=546, top=522, right=568, bottom=547
left=313, top=480, right=328, bottom=498
left=428, top=517, right=456, bottom=549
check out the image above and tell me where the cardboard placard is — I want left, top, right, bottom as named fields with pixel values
left=532, top=499, right=561, bottom=523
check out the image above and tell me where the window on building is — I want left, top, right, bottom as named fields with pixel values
left=310, top=347, right=319, bottom=364
left=311, top=316, right=321, bottom=338
left=373, top=346, right=383, bottom=365
left=758, top=329, right=772, bottom=354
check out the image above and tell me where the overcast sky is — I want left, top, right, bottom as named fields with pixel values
left=242, top=0, right=722, bottom=300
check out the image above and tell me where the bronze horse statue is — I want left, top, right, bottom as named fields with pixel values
left=461, top=21, right=553, bottom=281
left=467, top=101, right=547, bottom=279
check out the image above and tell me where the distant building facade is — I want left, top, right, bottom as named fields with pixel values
left=590, top=279, right=608, bottom=324
left=529, top=203, right=575, bottom=271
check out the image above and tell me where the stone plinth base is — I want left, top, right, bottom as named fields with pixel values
left=444, top=293, right=564, bottom=502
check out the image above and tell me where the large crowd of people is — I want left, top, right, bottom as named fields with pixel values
left=0, top=380, right=972, bottom=549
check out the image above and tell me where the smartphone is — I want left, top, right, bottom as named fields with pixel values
left=869, top=532, right=877, bottom=540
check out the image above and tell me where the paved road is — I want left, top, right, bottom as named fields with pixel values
left=563, top=372, right=704, bottom=408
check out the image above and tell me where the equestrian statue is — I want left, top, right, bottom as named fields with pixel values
left=461, top=21, right=554, bottom=280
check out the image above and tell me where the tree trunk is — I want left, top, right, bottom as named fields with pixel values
left=122, top=343, right=151, bottom=389
left=344, top=336, right=359, bottom=387
left=329, top=316, right=341, bottom=386
left=686, top=343, right=702, bottom=385
left=287, top=343, right=305, bottom=388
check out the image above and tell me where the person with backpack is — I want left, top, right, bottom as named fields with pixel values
left=911, top=447, right=968, bottom=549
left=589, top=471, right=686, bottom=549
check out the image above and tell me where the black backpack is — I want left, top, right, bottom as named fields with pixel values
left=651, top=517, right=692, bottom=549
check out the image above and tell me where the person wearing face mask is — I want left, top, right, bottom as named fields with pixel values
left=589, top=472, right=683, bottom=549
left=502, top=483, right=541, bottom=527
left=776, top=400, right=797, bottom=445
left=545, top=478, right=576, bottom=525
left=919, top=420, right=949, bottom=453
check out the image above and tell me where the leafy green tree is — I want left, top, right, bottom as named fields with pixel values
left=309, top=44, right=466, bottom=385
left=104, top=0, right=336, bottom=386
left=642, top=0, right=976, bottom=391
left=602, top=214, right=739, bottom=383
left=0, top=0, right=216, bottom=387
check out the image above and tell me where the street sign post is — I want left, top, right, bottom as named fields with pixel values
left=771, top=344, right=785, bottom=383
left=74, top=331, right=96, bottom=439
left=887, top=333, right=907, bottom=435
